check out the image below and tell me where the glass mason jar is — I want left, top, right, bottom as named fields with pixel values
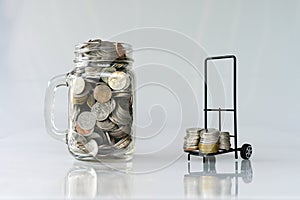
left=44, top=39, right=135, bottom=161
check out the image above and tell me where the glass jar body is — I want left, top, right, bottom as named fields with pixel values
left=66, top=63, right=135, bottom=162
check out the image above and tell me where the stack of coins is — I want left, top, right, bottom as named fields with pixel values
left=183, top=128, right=202, bottom=151
left=198, top=129, right=220, bottom=154
left=69, top=39, right=133, bottom=158
left=219, top=132, right=231, bottom=150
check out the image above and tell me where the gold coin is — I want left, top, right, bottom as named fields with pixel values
left=93, top=84, right=112, bottom=103
left=198, top=143, right=219, bottom=154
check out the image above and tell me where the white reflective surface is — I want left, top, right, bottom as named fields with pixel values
left=0, top=130, right=300, bottom=199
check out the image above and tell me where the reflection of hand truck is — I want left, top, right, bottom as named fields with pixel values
left=184, top=156, right=253, bottom=197
left=186, top=55, right=253, bottom=162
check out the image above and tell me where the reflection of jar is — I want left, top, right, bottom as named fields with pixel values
left=45, top=39, right=135, bottom=161
left=65, top=161, right=133, bottom=199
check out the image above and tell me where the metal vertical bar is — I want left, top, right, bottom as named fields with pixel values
left=204, top=58, right=208, bottom=130
left=218, top=108, right=221, bottom=131
left=233, top=56, right=238, bottom=159
left=235, top=161, right=238, bottom=196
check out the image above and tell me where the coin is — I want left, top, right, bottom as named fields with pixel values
left=198, top=143, right=219, bottom=154
left=85, top=139, right=98, bottom=157
left=73, top=82, right=92, bottom=98
left=96, top=119, right=117, bottom=131
left=109, top=98, right=132, bottom=126
left=114, top=136, right=131, bottom=149
left=184, top=146, right=198, bottom=151
left=110, top=98, right=116, bottom=112
left=112, top=90, right=131, bottom=98
left=115, top=43, right=126, bottom=58
left=87, top=94, right=96, bottom=108
left=101, top=67, right=116, bottom=83
left=186, top=128, right=202, bottom=133
left=91, top=101, right=112, bottom=121
left=219, top=131, right=231, bottom=150
left=73, top=77, right=85, bottom=95
left=76, top=123, right=94, bottom=136
left=108, top=71, right=129, bottom=90
left=77, top=111, right=97, bottom=130
left=93, top=84, right=112, bottom=103
left=105, top=132, right=114, bottom=145
left=183, top=127, right=202, bottom=151
left=109, top=126, right=131, bottom=139
left=72, top=94, right=89, bottom=105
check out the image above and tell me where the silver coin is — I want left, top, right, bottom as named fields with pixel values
left=69, top=131, right=88, bottom=154
left=104, top=132, right=114, bottom=145
left=114, top=98, right=132, bottom=125
left=77, top=111, right=96, bottom=130
left=186, top=128, right=203, bottom=133
left=73, top=77, right=85, bottom=95
left=96, top=119, right=117, bottom=131
left=200, top=129, right=220, bottom=138
left=110, top=110, right=132, bottom=125
left=110, top=98, right=116, bottom=112
left=73, top=82, right=92, bottom=98
left=123, top=75, right=131, bottom=90
left=91, top=102, right=111, bottom=121
left=112, top=90, right=131, bottom=98
left=108, top=71, right=129, bottom=90
left=101, top=67, right=116, bottom=83
left=109, top=126, right=131, bottom=139
left=85, top=139, right=98, bottom=157
left=114, top=136, right=131, bottom=149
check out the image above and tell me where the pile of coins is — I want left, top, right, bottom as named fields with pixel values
left=184, top=127, right=232, bottom=154
left=68, top=39, right=133, bottom=159
left=219, top=132, right=231, bottom=150
left=183, top=128, right=202, bottom=151
left=198, top=129, right=220, bottom=154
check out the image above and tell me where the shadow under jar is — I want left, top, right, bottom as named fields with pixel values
left=45, top=39, right=135, bottom=161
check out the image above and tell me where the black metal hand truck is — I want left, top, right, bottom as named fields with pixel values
left=185, top=55, right=253, bottom=162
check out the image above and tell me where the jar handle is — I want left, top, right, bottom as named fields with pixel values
left=44, top=74, right=68, bottom=142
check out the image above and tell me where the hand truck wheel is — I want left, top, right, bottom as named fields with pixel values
left=240, top=143, right=252, bottom=160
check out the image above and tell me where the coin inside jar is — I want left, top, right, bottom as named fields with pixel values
left=93, top=84, right=112, bottom=103
left=73, top=77, right=85, bottom=95
left=108, top=71, right=129, bottom=90
left=84, top=139, right=98, bottom=157
left=76, top=123, right=94, bottom=136
left=77, top=111, right=97, bottom=130
left=91, top=101, right=112, bottom=121
left=115, top=43, right=126, bottom=58
left=101, top=67, right=116, bottom=83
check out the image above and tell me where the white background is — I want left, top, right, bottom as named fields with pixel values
left=0, top=0, right=300, bottom=199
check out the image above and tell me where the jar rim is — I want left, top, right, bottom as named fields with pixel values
left=73, top=39, right=133, bottom=66
left=74, top=40, right=133, bottom=53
